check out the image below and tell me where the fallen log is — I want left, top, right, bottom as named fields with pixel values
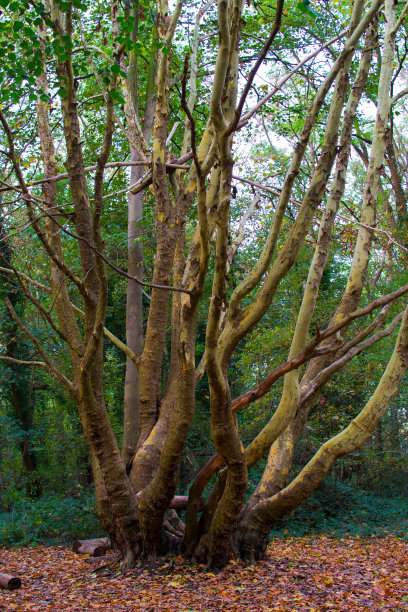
left=72, top=537, right=111, bottom=557
left=169, top=495, right=205, bottom=510
left=133, top=493, right=205, bottom=511
left=73, top=498, right=204, bottom=556
left=0, top=573, right=21, bottom=590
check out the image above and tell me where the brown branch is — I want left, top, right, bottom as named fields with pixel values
left=1, top=255, right=80, bottom=355
left=0, top=161, right=191, bottom=194
left=0, top=265, right=139, bottom=366
left=0, top=266, right=51, bottom=294
left=302, top=309, right=405, bottom=404
left=0, top=109, right=87, bottom=298
left=80, top=69, right=116, bottom=374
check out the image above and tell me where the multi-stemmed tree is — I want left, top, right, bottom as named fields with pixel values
left=1, top=0, right=408, bottom=569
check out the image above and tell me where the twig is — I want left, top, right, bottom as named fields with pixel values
left=0, top=266, right=140, bottom=367
left=238, top=30, right=348, bottom=129
left=0, top=356, right=47, bottom=367
left=34, top=202, right=192, bottom=295
left=226, top=0, right=285, bottom=136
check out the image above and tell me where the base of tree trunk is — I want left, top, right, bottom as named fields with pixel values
left=72, top=538, right=112, bottom=557
left=0, top=572, right=21, bottom=590
left=232, top=521, right=270, bottom=565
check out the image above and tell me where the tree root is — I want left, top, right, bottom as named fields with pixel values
left=120, top=548, right=136, bottom=573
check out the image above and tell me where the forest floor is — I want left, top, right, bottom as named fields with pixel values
left=1, top=535, right=408, bottom=611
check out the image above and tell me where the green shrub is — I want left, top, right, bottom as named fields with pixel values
left=0, top=492, right=103, bottom=547
left=270, top=478, right=408, bottom=540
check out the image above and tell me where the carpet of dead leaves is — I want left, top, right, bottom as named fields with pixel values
left=1, top=535, right=408, bottom=611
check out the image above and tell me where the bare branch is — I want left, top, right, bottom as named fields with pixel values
left=0, top=356, right=47, bottom=368
left=0, top=109, right=87, bottom=298
left=5, top=297, right=74, bottom=393
left=238, top=30, right=348, bottom=129
left=226, top=0, right=285, bottom=136
left=34, top=203, right=192, bottom=295
left=0, top=266, right=140, bottom=367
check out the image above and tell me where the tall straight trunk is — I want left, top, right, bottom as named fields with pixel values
left=121, top=158, right=144, bottom=465
left=121, top=13, right=157, bottom=463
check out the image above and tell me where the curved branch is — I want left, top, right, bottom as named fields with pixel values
left=0, top=109, right=87, bottom=298
left=0, top=266, right=138, bottom=365
left=189, top=281, right=408, bottom=499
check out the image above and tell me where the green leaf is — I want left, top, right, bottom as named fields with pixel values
left=108, top=89, right=125, bottom=104
left=297, top=0, right=318, bottom=17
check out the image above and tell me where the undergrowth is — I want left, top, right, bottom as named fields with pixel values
left=0, top=492, right=103, bottom=548
left=1, top=480, right=408, bottom=548
left=271, top=479, right=408, bottom=540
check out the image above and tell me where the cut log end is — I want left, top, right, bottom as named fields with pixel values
left=0, top=573, right=21, bottom=590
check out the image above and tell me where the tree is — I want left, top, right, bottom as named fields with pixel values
left=1, top=0, right=408, bottom=570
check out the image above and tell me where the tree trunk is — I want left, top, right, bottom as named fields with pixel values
left=122, top=156, right=144, bottom=465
